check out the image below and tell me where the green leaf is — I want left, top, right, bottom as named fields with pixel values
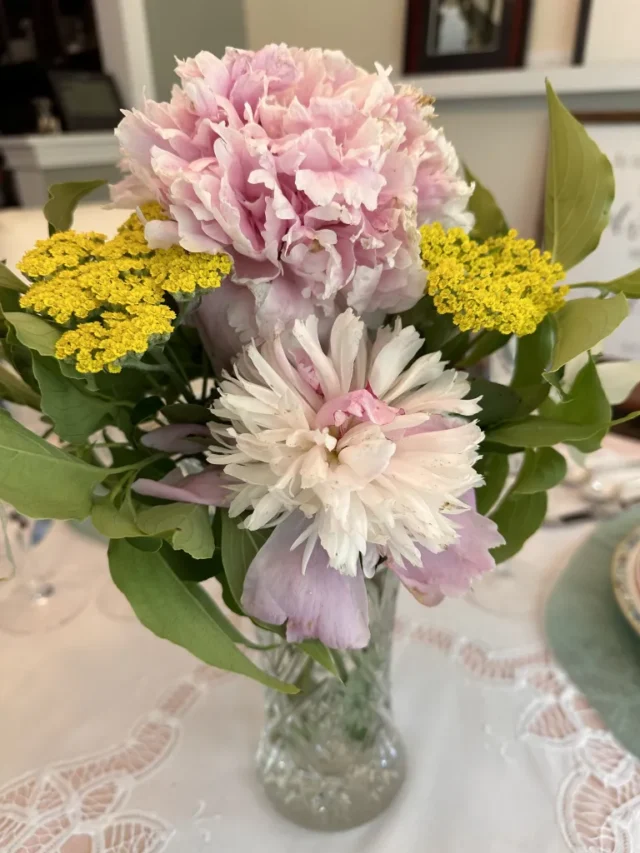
left=44, top=180, right=107, bottom=234
left=469, top=378, right=522, bottom=428
left=127, top=536, right=163, bottom=552
left=91, top=496, right=143, bottom=539
left=185, top=578, right=275, bottom=650
left=398, top=295, right=458, bottom=352
left=458, top=330, right=511, bottom=368
left=487, top=417, right=603, bottom=448
left=550, top=294, right=628, bottom=371
left=220, top=511, right=270, bottom=610
left=464, top=164, right=509, bottom=241
left=512, top=318, right=553, bottom=387
left=612, top=409, right=640, bottom=427
left=136, top=502, right=214, bottom=560
left=32, top=355, right=113, bottom=444
left=0, top=363, right=41, bottom=408
left=131, top=396, right=164, bottom=425
left=161, top=541, right=221, bottom=582
left=490, top=491, right=548, bottom=563
left=4, top=313, right=61, bottom=356
left=541, top=356, right=611, bottom=452
left=513, top=447, right=567, bottom=494
left=108, top=538, right=298, bottom=693
left=162, top=403, right=213, bottom=424
left=572, top=267, right=640, bottom=298
left=0, top=408, right=107, bottom=518
left=544, top=81, right=615, bottom=270
left=0, top=262, right=28, bottom=294
left=475, top=452, right=509, bottom=515
left=299, top=640, right=344, bottom=680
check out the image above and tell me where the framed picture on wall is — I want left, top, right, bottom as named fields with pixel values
left=404, top=0, right=532, bottom=74
left=564, top=112, right=640, bottom=360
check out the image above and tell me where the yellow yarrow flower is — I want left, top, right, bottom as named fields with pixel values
left=55, top=304, right=176, bottom=374
left=18, top=203, right=232, bottom=372
left=420, top=224, right=568, bottom=336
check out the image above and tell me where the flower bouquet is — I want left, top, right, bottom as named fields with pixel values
left=0, top=45, right=637, bottom=831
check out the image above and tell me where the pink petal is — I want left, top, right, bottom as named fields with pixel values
left=132, top=469, right=232, bottom=506
left=141, top=423, right=211, bottom=454
left=241, top=512, right=370, bottom=649
left=315, top=389, right=400, bottom=429
left=388, top=491, right=504, bottom=605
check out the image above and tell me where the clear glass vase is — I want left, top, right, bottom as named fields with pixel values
left=255, top=570, right=406, bottom=831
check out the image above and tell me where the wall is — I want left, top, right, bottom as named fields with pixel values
left=435, top=90, right=640, bottom=239
left=585, top=0, right=640, bottom=63
left=244, top=0, right=408, bottom=72
left=144, top=0, right=246, bottom=99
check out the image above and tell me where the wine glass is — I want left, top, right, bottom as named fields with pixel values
left=0, top=506, right=91, bottom=634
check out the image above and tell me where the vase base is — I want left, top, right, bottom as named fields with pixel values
left=257, top=728, right=406, bottom=832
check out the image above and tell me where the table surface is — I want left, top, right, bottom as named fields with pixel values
left=2, top=207, right=640, bottom=852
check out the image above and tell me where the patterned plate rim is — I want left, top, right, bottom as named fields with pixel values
left=611, top=523, right=640, bottom=635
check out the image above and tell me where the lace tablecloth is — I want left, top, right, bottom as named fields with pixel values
left=2, top=475, right=640, bottom=853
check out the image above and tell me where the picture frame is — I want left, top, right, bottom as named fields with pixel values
left=564, top=111, right=640, bottom=361
left=404, top=0, right=532, bottom=74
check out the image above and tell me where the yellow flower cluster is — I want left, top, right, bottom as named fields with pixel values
left=18, top=203, right=232, bottom=373
left=420, top=224, right=568, bottom=336
left=55, top=304, right=175, bottom=374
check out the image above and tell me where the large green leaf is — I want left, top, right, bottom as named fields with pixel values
left=513, top=447, right=567, bottom=494
left=544, top=82, right=615, bottom=270
left=458, top=330, right=511, bottom=368
left=0, top=263, right=28, bottom=294
left=487, top=417, right=603, bottom=448
left=469, top=378, right=521, bottom=428
left=464, top=164, right=509, bottom=242
left=162, top=403, right=213, bottom=424
left=32, top=355, right=113, bottom=444
left=161, top=540, right=221, bottom=583
left=4, top=313, right=61, bottom=356
left=541, top=356, right=611, bottom=452
left=475, top=451, right=509, bottom=515
left=0, top=364, right=41, bottom=408
left=550, top=294, right=628, bottom=371
left=299, top=640, right=344, bottom=680
left=91, top=496, right=143, bottom=539
left=0, top=409, right=107, bottom=518
left=44, top=180, right=107, bottom=234
left=490, top=491, right=548, bottom=563
left=399, top=295, right=458, bottom=352
left=220, top=511, right=270, bottom=610
left=510, top=316, right=553, bottom=415
left=108, top=538, right=298, bottom=693
left=136, top=502, right=215, bottom=560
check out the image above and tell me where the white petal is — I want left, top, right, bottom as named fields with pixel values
left=293, top=315, right=341, bottom=399
left=329, top=308, right=365, bottom=393
left=368, top=325, right=423, bottom=397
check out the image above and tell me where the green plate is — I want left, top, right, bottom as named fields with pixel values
left=545, top=507, right=640, bottom=760
left=612, top=525, right=640, bottom=636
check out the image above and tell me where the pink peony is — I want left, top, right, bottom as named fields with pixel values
left=112, top=44, right=472, bottom=345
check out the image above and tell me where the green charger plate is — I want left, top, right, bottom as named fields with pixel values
left=545, top=507, right=640, bottom=760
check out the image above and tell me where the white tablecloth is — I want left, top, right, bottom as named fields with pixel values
left=2, top=208, right=640, bottom=851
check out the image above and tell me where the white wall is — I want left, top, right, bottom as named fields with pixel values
left=243, top=0, right=408, bottom=72
left=585, top=0, right=640, bottom=64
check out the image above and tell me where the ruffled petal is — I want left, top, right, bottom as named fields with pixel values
left=241, top=512, right=370, bottom=649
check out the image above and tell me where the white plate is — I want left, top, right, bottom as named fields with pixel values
left=611, top=524, right=640, bottom=636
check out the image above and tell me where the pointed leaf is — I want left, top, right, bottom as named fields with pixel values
left=136, top=502, right=214, bottom=560
left=464, top=164, right=509, bottom=241
left=108, top=538, right=298, bottom=693
left=32, top=354, right=113, bottom=444
left=487, top=417, right=603, bottom=447
left=544, top=81, right=615, bottom=270
left=458, top=330, right=511, bottom=368
left=220, top=511, right=270, bottom=610
left=475, top=451, right=509, bottom=515
left=550, top=293, right=628, bottom=371
left=0, top=364, right=41, bottom=408
left=91, top=497, right=143, bottom=539
left=490, top=491, right=547, bottom=563
left=469, top=378, right=521, bottom=427
left=44, top=180, right=107, bottom=233
left=513, top=448, right=567, bottom=494
left=299, top=639, right=344, bottom=681
left=0, top=408, right=107, bottom=518
left=0, top=263, right=28, bottom=294
left=573, top=267, right=640, bottom=298
left=4, top=313, right=61, bottom=356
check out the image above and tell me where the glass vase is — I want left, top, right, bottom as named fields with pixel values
left=255, top=570, right=406, bottom=831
